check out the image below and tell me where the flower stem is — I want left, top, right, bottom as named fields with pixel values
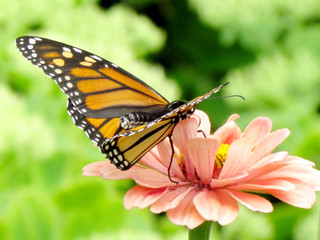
left=188, top=221, right=212, bottom=240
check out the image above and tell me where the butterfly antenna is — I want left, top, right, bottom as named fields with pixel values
left=208, top=94, right=246, bottom=101
left=168, top=136, right=179, bottom=184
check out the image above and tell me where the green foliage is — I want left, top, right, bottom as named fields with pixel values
left=1, top=0, right=319, bottom=239
left=213, top=206, right=274, bottom=240
left=293, top=194, right=320, bottom=240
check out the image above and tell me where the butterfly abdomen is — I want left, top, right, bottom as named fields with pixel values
left=120, top=112, right=154, bottom=130
left=119, top=108, right=171, bottom=130
left=119, top=99, right=192, bottom=130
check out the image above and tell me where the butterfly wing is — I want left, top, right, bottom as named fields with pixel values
left=66, top=99, right=121, bottom=145
left=16, top=36, right=228, bottom=170
left=16, top=36, right=170, bottom=145
left=100, top=114, right=179, bottom=169
left=101, top=84, right=228, bottom=169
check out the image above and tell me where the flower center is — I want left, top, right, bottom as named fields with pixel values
left=215, top=144, right=230, bottom=169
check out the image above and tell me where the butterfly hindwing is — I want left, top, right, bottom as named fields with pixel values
left=100, top=115, right=178, bottom=169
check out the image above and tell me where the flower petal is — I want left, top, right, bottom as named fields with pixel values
left=282, top=156, right=315, bottom=166
left=241, top=117, right=272, bottom=144
left=192, top=110, right=211, bottom=137
left=167, top=188, right=205, bottom=229
left=269, top=181, right=316, bottom=208
left=194, top=189, right=239, bottom=225
left=211, top=173, right=248, bottom=188
left=132, top=168, right=178, bottom=188
left=250, top=151, right=288, bottom=169
left=188, top=138, right=219, bottom=184
left=219, top=138, right=253, bottom=179
left=82, top=161, right=135, bottom=180
left=229, top=179, right=296, bottom=192
left=150, top=186, right=191, bottom=213
left=139, top=145, right=168, bottom=174
left=215, top=190, right=240, bottom=225
left=193, top=190, right=221, bottom=222
left=173, top=118, right=199, bottom=179
left=227, top=114, right=240, bottom=122
left=82, top=161, right=106, bottom=176
left=249, top=129, right=290, bottom=165
left=227, top=190, right=273, bottom=212
left=254, top=165, right=320, bottom=184
left=157, top=139, right=185, bottom=180
left=124, top=185, right=167, bottom=209
left=306, top=168, right=320, bottom=191
left=212, top=114, right=241, bottom=144
left=251, top=165, right=320, bottom=192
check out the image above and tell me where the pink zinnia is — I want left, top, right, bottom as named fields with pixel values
left=83, top=110, right=320, bottom=229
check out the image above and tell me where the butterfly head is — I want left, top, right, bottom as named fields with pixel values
left=167, top=100, right=195, bottom=117
left=167, top=100, right=186, bottom=110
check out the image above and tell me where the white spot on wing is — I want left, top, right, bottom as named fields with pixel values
left=73, top=47, right=82, bottom=53
left=55, top=69, right=62, bottom=74
left=29, top=38, right=36, bottom=44
left=92, top=55, right=102, bottom=61
left=63, top=47, right=71, bottom=52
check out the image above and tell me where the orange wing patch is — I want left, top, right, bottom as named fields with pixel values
left=99, top=67, right=168, bottom=104
left=86, top=117, right=147, bottom=141
left=77, top=79, right=123, bottom=93
left=42, top=51, right=61, bottom=58
left=71, top=67, right=103, bottom=78
left=86, top=89, right=166, bottom=110
left=52, top=58, right=65, bottom=66
left=62, top=51, right=73, bottom=58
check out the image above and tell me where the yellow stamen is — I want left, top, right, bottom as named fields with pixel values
left=174, top=151, right=184, bottom=165
left=215, top=144, right=230, bottom=168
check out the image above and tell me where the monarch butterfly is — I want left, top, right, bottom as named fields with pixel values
left=16, top=36, right=227, bottom=173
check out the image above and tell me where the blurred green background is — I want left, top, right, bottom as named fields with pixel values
left=1, top=0, right=320, bottom=239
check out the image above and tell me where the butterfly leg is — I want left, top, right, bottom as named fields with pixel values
left=168, top=136, right=179, bottom=184
left=195, top=117, right=207, bottom=138
left=197, top=129, right=207, bottom=138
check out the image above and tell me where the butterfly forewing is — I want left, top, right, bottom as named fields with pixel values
left=16, top=36, right=170, bottom=147
left=16, top=36, right=169, bottom=119
left=67, top=99, right=124, bottom=145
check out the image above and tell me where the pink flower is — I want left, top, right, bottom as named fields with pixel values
left=82, top=110, right=320, bottom=229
